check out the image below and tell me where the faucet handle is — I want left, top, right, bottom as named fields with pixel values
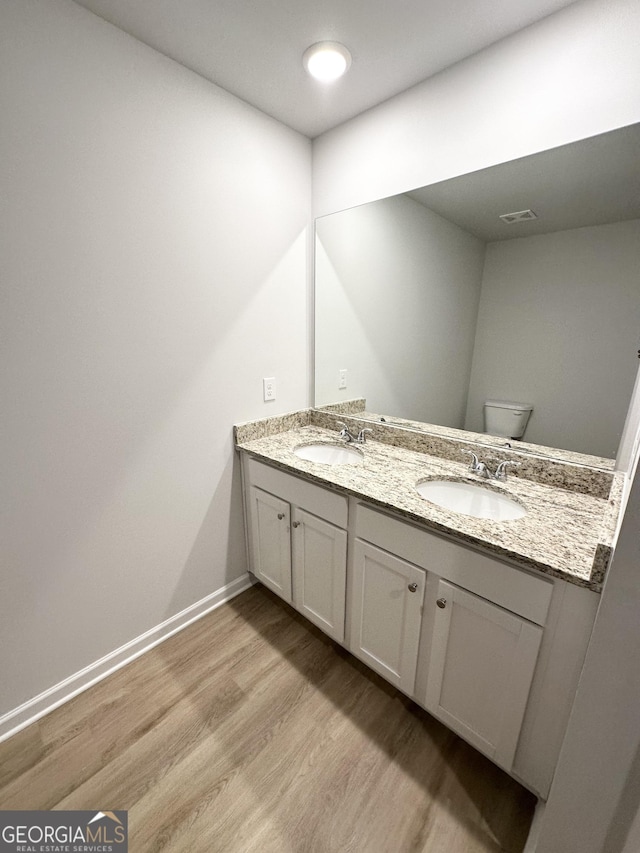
left=494, top=460, right=522, bottom=480
left=336, top=421, right=356, bottom=443
left=462, top=450, right=480, bottom=470
left=357, top=428, right=373, bottom=444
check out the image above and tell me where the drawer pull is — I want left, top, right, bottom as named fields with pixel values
left=292, top=521, right=301, bottom=528
left=408, top=582, right=418, bottom=593
left=437, top=598, right=447, bottom=609
left=277, top=513, right=285, bottom=520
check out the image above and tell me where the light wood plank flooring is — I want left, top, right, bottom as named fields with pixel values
left=0, top=584, right=535, bottom=852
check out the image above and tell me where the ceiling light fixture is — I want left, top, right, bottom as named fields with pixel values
left=303, top=42, right=352, bottom=83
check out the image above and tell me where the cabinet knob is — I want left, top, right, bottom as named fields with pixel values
left=292, top=521, right=301, bottom=528
left=408, top=582, right=418, bottom=593
left=436, top=598, right=447, bottom=609
left=277, top=513, right=285, bottom=520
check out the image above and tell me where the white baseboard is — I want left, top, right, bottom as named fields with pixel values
left=0, top=573, right=255, bottom=744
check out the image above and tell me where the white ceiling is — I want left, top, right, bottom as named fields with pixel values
left=72, top=0, right=579, bottom=138
left=407, top=123, right=640, bottom=242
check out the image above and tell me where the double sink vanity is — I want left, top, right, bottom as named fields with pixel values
left=234, top=403, right=623, bottom=800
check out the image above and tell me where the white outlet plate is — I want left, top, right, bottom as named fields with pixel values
left=339, top=369, right=347, bottom=390
left=263, top=377, right=276, bottom=401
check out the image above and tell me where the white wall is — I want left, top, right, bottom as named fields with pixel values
left=622, top=804, right=640, bottom=853
left=310, top=7, right=640, bottom=848
left=534, top=441, right=640, bottom=853
left=617, top=362, right=640, bottom=474
left=315, top=195, right=484, bottom=424
left=312, top=0, right=640, bottom=217
left=464, top=221, right=640, bottom=458
left=0, top=0, right=311, bottom=718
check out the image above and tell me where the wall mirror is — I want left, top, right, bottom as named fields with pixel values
left=314, top=123, right=640, bottom=461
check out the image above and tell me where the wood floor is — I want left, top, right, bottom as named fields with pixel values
left=0, top=584, right=535, bottom=852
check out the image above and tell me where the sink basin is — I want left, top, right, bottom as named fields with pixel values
left=294, top=442, right=363, bottom=465
left=416, top=480, right=526, bottom=521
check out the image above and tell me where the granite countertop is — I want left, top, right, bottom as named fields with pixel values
left=236, top=423, right=624, bottom=592
left=352, top=410, right=616, bottom=471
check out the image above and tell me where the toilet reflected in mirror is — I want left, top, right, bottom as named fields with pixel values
left=484, top=400, right=533, bottom=440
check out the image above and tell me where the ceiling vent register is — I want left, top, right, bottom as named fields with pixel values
left=499, top=209, right=538, bottom=224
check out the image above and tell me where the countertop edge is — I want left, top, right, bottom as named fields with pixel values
left=236, top=437, right=613, bottom=593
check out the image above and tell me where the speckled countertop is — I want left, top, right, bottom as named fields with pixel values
left=236, top=420, right=624, bottom=592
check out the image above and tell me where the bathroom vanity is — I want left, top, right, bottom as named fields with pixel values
left=235, top=408, right=623, bottom=800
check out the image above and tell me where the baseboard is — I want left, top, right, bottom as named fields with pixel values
left=0, top=573, right=255, bottom=744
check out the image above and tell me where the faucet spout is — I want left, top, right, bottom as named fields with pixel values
left=462, top=450, right=521, bottom=481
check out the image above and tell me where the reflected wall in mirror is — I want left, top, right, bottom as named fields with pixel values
left=315, top=124, right=640, bottom=459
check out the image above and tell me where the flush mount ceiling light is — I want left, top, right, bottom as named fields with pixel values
left=303, top=41, right=352, bottom=82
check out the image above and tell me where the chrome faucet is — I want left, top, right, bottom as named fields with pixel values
left=337, top=422, right=358, bottom=443
left=462, top=450, right=490, bottom=478
left=462, top=450, right=521, bottom=481
left=493, top=460, right=521, bottom=481
left=357, top=428, right=373, bottom=444
left=337, top=423, right=373, bottom=444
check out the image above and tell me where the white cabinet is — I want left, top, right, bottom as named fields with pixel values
left=241, top=456, right=598, bottom=798
left=244, top=458, right=347, bottom=643
left=354, top=502, right=552, bottom=780
left=291, top=507, right=347, bottom=642
left=425, top=578, right=543, bottom=770
left=249, top=486, right=292, bottom=602
left=350, top=540, right=425, bottom=695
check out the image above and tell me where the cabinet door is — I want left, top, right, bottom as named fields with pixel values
left=248, top=486, right=292, bottom=603
left=292, top=508, right=347, bottom=643
left=351, top=540, right=425, bottom=695
left=425, top=579, right=542, bottom=770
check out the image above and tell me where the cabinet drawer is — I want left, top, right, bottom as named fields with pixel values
left=355, top=503, right=552, bottom=626
left=246, top=457, right=348, bottom=527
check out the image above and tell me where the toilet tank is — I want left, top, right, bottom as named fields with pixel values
left=484, top=400, right=533, bottom=439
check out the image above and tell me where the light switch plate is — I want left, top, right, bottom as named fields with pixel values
left=339, top=369, right=347, bottom=390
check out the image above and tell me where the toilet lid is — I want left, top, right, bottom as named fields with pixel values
left=485, top=399, right=533, bottom=411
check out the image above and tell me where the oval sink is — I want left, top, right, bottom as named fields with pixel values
left=416, top=480, right=526, bottom=521
left=294, top=442, right=363, bottom=465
